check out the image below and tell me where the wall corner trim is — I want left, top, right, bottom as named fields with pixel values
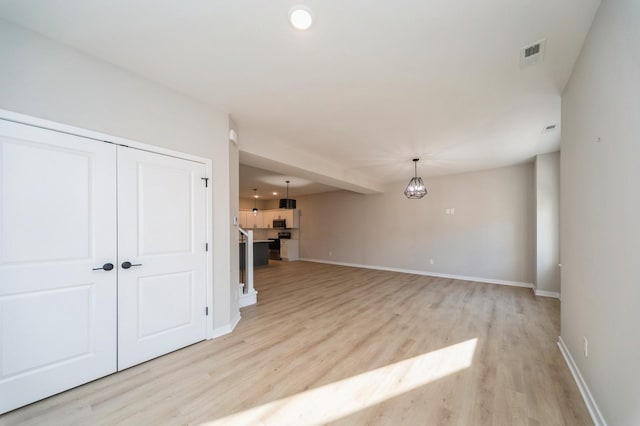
left=230, top=313, right=242, bottom=331
left=557, top=336, right=607, bottom=426
left=209, top=314, right=241, bottom=340
left=299, top=258, right=534, bottom=289
left=534, top=289, right=560, bottom=299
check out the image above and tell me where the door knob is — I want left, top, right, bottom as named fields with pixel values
left=93, top=263, right=114, bottom=271
left=121, top=261, right=142, bottom=269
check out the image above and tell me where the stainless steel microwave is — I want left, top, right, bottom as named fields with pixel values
left=273, top=219, right=287, bottom=229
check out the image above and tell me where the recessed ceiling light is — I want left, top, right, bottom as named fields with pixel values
left=289, top=6, right=313, bottom=31
left=272, top=192, right=278, bottom=195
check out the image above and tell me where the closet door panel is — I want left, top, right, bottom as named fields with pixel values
left=0, top=119, right=117, bottom=414
left=117, top=146, right=207, bottom=370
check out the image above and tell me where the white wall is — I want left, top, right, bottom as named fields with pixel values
left=0, top=19, right=239, bottom=332
left=535, top=152, right=561, bottom=295
left=561, top=0, right=640, bottom=423
left=297, top=163, right=536, bottom=285
left=239, top=198, right=269, bottom=210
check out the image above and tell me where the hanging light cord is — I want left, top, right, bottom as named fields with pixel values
left=253, top=188, right=258, bottom=215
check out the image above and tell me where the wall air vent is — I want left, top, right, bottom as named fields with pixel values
left=520, top=39, right=546, bottom=67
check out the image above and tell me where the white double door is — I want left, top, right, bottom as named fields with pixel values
left=0, top=119, right=208, bottom=414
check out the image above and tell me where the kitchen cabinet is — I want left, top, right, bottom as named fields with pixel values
left=239, top=210, right=260, bottom=229
left=282, top=209, right=299, bottom=228
left=255, top=211, right=265, bottom=228
left=262, top=210, right=275, bottom=229
left=280, top=239, right=299, bottom=261
left=238, top=208, right=299, bottom=229
left=239, top=210, right=248, bottom=228
left=239, top=241, right=269, bottom=268
left=267, top=209, right=299, bottom=228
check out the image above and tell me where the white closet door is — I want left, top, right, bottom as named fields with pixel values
left=117, top=146, right=207, bottom=370
left=0, top=120, right=117, bottom=414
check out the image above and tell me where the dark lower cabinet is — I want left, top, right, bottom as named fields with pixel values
left=239, top=241, right=270, bottom=269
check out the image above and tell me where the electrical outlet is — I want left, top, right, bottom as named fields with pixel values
left=584, top=337, right=589, bottom=358
left=329, top=251, right=332, bottom=257
left=430, top=258, right=434, bottom=265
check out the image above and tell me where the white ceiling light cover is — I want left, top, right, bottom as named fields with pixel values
left=289, top=6, right=313, bottom=30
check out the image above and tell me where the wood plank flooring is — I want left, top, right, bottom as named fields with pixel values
left=0, top=261, right=592, bottom=425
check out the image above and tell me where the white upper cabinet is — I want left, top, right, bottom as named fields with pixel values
left=239, top=209, right=300, bottom=229
left=246, top=211, right=260, bottom=229
left=282, top=210, right=299, bottom=228
left=262, top=211, right=275, bottom=228
left=238, top=209, right=299, bottom=229
left=239, top=210, right=260, bottom=229
left=238, top=210, right=247, bottom=228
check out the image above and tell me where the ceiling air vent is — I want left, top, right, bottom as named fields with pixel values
left=520, top=39, right=546, bottom=67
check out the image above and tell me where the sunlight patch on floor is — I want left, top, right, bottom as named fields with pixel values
left=201, top=338, right=477, bottom=425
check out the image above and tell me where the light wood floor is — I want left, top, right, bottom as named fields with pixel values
left=0, top=261, right=591, bottom=425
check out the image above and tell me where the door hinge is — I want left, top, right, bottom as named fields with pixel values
left=201, top=177, right=209, bottom=187
left=205, top=306, right=209, bottom=316
left=205, top=242, right=209, bottom=251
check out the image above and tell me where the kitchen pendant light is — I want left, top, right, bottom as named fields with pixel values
left=279, top=180, right=297, bottom=209
left=252, top=188, right=259, bottom=216
left=404, top=158, right=427, bottom=199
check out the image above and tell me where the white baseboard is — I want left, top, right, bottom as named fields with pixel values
left=534, top=288, right=561, bottom=299
left=239, top=289, right=258, bottom=308
left=299, top=258, right=534, bottom=289
left=557, top=336, right=607, bottom=426
left=210, top=313, right=242, bottom=340
left=210, top=324, right=232, bottom=339
left=230, top=312, right=241, bottom=331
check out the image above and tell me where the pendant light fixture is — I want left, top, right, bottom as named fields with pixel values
left=279, top=180, right=297, bottom=209
left=252, top=188, right=259, bottom=216
left=404, top=158, right=427, bottom=199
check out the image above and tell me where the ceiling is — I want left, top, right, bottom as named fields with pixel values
left=0, top=0, right=601, bottom=193
left=240, top=164, right=336, bottom=200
